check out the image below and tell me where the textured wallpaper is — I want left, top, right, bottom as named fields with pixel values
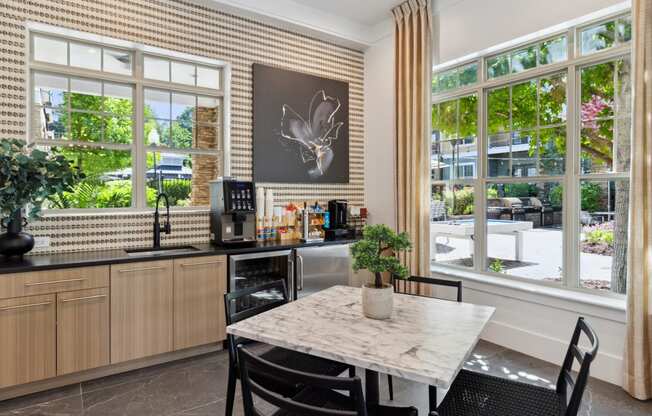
left=0, top=0, right=365, bottom=253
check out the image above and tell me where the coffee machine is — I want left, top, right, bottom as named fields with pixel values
left=325, top=199, right=353, bottom=241
left=210, top=178, right=256, bottom=245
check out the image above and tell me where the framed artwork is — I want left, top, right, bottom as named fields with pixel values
left=253, top=64, right=349, bottom=183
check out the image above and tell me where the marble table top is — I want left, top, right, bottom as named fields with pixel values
left=227, top=285, right=495, bottom=389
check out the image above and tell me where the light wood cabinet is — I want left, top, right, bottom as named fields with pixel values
left=0, top=294, right=56, bottom=388
left=0, top=266, right=109, bottom=300
left=57, top=288, right=110, bottom=375
left=110, top=260, right=174, bottom=364
left=173, top=255, right=227, bottom=350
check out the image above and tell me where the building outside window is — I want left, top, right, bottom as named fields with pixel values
left=430, top=9, right=632, bottom=296
left=29, top=29, right=228, bottom=210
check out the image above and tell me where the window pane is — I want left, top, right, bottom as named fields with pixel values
left=459, top=63, right=478, bottom=87
left=103, top=48, right=132, bottom=75
left=488, top=133, right=510, bottom=177
left=511, top=81, right=537, bottom=131
left=580, top=180, right=629, bottom=294
left=581, top=62, right=615, bottom=120
left=197, top=96, right=220, bottom=124
left=487, top=87, right=510, bottom=134
left=437, top=69, right=459, bottom=93
left=70, top=78, right=103, bottom=111
left=439, top=100, right=458, bottom=140
left=538, top=126, right=566, bottom=175
left=146, top=152, right=218, bottom=207
left=172, top=93, right=195, bottom=122
left=540, top=74, right=567, bottom=126
left=144, top=89, right=171, bottom=120
left=581, top=119, right=613, bottom=174
left=103, top=116, right=133, bottom=144
left=70, top=112, right=103, bottom=142
left=104, top=83, right=133, bottom=117
left=33, top=73, right=67, bottom=108
left=486, top=182, right=563, bottom=283
left=487, top=54, right=510, bottom=79
left=617, top=16, right=632, bottom=43
left=171, top=61, right=196, bottom=85
left=511, top=131, right=537, bottom=177
left=145, top=119, right=170, bottom=146
left=581, top=21, right=616, bottom=55
left=144, top=56, right=170, bottom=82
left=69, top=42, right=101, bottom=71
left=539, top=36, right=568, bottom=65
left=431, top=184, right=475, bottom=268
left=33, top=35, right=67, bottom=65
left=32, top=107, right=68, bottom=141
left=170, top=121, right=194, bottom=149
left=196, top=66, right=220, bottom=89
left=511, top=46, right=537, bottom=73
left=41, top=146, right=133, bottom=209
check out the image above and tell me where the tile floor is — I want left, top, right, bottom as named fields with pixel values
left=0, top=341, right=650, bottom=415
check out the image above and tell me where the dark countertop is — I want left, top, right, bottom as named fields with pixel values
left=0, top=238, right=358, bottom=275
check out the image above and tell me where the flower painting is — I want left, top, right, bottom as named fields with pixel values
left=253, top=64, right=349, bottom=183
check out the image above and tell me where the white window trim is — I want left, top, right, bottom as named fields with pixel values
left=430, top=8, right=632, bottom=298
left=24, top=22, right=232, bottom=214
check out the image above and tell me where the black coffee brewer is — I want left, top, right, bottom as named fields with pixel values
left=209, top=178, right=256, bottom=245
left=325, top=200, right=353, bottom=241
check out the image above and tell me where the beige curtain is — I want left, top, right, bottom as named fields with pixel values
left=624, top=0, right=652, bottom=401
left=393, top=0, right=432, bottom=282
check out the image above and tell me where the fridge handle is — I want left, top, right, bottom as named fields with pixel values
left=288, top=256, right=295, bottom=299
left=296, top=254, right=304, bottom=291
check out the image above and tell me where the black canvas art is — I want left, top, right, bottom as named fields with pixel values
left=253, top=64, right=349, bottom=183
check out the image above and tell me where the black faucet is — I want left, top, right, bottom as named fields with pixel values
left=153, top=193, right=171, bottom=249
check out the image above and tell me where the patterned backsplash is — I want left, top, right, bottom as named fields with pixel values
left=1, top=0, right=366, bottom=254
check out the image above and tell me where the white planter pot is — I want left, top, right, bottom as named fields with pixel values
left=361, top=284, right=394, bottom=320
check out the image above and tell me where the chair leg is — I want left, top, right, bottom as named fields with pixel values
left=225, top=363, right=237, bottom=416
left=349, top=366, right=356, bottom=377
left=428, top=385, right=437, bottom=412
left=387, top=374, right=394, bottom=401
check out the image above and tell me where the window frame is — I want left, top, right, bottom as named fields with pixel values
left=25, top=23, right=232, bottom=213
left=430, top=7, right=632, bottom=298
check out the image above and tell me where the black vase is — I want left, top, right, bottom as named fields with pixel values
left=0, top=210, right=35, bottom=259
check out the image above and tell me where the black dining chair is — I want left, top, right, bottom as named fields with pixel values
left=238, top=345, right=419, bottom=416
left=387, top=275, right=463, bottom=404
left=224, top=280, right=353, bottom=416
left=432, top=317, right=599, bottom=416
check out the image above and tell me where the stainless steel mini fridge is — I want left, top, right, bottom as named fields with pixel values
left=294, top=244, right=351, bottom=299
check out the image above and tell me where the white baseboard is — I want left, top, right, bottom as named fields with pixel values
left=482, top=320, right=623, bottom=386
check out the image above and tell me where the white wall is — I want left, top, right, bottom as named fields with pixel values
left=364, top=33, right=397, bottom=228
left=434, top=0, right=628, bottom=63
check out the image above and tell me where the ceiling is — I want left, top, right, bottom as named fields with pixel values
left=293, top=0, right=404, bottom=26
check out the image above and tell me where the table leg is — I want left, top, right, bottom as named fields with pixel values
left=429, top=385, right=438, bottom=412
left=365, top=369, right=380, bottom=406
left=515, top=231, right=524, bottom=261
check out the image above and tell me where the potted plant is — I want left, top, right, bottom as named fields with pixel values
left=350, top=224, right=411, bottom=320
left=0, top=139, right=80, bottom=258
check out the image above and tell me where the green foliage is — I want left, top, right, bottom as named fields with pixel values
left=158, top=179, right=191, bottom=206
left=502, top=183, right=538, bottom=197
left=489, top=259, right=504, bottom=273
left=580, top=182, right=604, bottom=212
left=586, top=228, right=614, bottom=245
left=0, top=139, right=81, bottom=220
left=549, top=185, right=563, bottom=208
left=443, top=187, right=474, bottom=216
left=350, top=224, right=412, bottom=288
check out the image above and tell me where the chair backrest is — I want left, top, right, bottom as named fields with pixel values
left=394, top=275, right=463, bottom=302
left=237, top=345, right=367, bottom=416
left=224, top=280, right=289, bottom=366
left=556, top=317, right=599, bottom=416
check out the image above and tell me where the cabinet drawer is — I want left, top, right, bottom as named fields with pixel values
left=0, top=266, right=109, bottom=300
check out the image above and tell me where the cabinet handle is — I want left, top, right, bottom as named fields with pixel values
left=0, top=302, right=52, bottom=312
left=24, top=278, right=87, bottom=287
left=117, top=266, right=166, bottom=273
left=179, top=260, right=225, bottom=268
left=60, top=294, right=107, bottom=303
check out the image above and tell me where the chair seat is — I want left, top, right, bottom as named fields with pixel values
left=273, top=387, right=418, bottom=416
left=436, top=369, right=566, bottom=416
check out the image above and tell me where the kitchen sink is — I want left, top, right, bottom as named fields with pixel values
left=124, top=246, right=200, bottom=257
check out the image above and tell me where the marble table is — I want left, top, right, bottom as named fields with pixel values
left=227, top=285, right=495, bottom=410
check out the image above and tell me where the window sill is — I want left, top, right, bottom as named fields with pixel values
left=430, top=264, right=626, bottom=321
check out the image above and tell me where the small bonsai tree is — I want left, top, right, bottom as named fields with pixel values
left=350, top=224, right=412, bottom=288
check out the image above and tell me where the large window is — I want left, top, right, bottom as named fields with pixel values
left=431, top=10, right=632, bottom=295
left=28, top=30, right=228, bottom=210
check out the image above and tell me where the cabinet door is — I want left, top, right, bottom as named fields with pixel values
left=57, top=288, right=110, bottom=375
left=110, top=260, right=173, bottom=363
left=0, top=294, right=56, bottom=388
left=173, top=256, right=227, bottom=350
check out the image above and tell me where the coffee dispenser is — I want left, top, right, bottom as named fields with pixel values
left=210, top=178, right=256, bottom=245
left=325, top=199, right=353, bottom=241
